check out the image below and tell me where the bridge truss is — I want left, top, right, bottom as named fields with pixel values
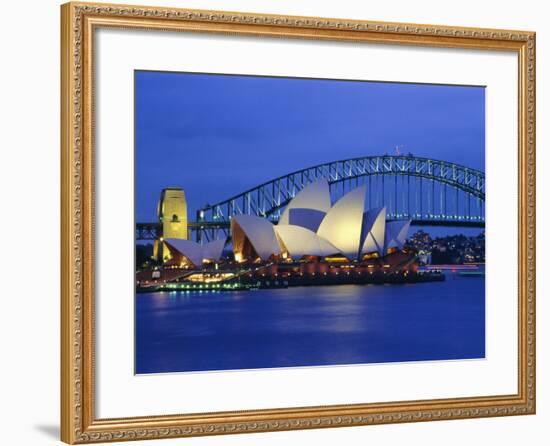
left=136, top=156, right=485, bottom=242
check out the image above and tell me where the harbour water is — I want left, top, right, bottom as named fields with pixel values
left=135, top=271, right=485, bottom=374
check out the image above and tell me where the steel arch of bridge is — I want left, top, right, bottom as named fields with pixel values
left=197, top=155, right=484, bottom=232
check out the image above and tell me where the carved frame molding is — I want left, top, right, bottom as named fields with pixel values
left=60, top=2, right=535, bottom=443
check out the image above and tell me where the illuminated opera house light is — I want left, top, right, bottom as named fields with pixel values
left=274, top=224, right=340, bottom=259
left=317, top=185, right=367, bottom=260
left=231, top=179, right=412, bottom=263
left=164, top=238, right=225, bottom=268
left=231, top=215, right=282, bottom=262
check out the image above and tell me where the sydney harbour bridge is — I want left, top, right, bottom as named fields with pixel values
left=136, top=155, right=485, bottom=242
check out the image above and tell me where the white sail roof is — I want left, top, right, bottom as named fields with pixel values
left=384, top=220, right=411, bottom=252
left=279, top=179, right=331, bottom=228
left=284, top=208, right=327, bottom=233
left=202, top=239, right=226, bottom=262
left=317, top=185, right=367, bottom=260
left=231, top=215, right=281, bottom=261
left=361, top=207, right=386, bottom=257
left=274, top=224, right=340, bottom=260
left=164, top=238, right=226, bottom=267
left=224, top=184, right=410, bottom=263
left=164, top=238, right=204, bottom=267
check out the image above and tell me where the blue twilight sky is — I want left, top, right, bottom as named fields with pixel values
left=135, top=71, right=485, bottom=223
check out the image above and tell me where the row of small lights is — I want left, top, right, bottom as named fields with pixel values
left=165, top=283, right=244, bottom=290
left=156, top=269, right=443, bottom=293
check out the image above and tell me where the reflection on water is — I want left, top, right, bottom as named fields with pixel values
left=136, top=273, right=485, bottom=374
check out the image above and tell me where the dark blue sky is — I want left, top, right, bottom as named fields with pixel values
left=135, top=71, right=485, bottom=223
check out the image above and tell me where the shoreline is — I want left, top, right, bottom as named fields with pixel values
left=137, top=269, right=445, bottom=294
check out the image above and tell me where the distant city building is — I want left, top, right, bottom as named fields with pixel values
left=406, top=229, right=485, bottom=265
left=231, top=180, right=411, bottom=263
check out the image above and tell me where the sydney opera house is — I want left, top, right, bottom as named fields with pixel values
left=163, top=180, right=411, bottom=267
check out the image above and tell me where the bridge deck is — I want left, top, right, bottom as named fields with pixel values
left=136, top=218, right=484, bottom=240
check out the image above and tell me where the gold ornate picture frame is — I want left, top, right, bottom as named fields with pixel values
left=60, top=2, right=536, bottom=443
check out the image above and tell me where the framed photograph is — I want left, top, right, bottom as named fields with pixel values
left=60, top=2, right=536, bottom=443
